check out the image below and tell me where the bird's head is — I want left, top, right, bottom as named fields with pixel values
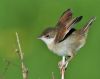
left=38, top=27, right=57, bottom=45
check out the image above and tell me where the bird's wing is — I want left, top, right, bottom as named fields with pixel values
left=56, top=9, right=72, bottom=27
left=55, top=9, right=83, bottom=43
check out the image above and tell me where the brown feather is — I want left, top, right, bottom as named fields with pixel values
left=79, top=17, right=96, bottom=34
left=56, top=9, right=72, bottom=27
left=55, top=16, right=83, bottom=43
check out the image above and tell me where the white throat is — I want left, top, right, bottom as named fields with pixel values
left=40, top=37, right=55, bottom=46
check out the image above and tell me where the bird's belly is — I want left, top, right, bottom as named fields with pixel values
left=52, top=44, right=69, bottom=56
left=48, top=40, right=71, bottom=56
left=48, top=35, right=86, bottom=56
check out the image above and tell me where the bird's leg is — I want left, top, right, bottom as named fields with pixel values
left=64, top=52, right=75, bottom=69
left=58, top=56, right=69, bottom=79
left=58, top=55, right=74, bottom=70
left=58, top=56, right=65, bottom=70
left=58, top=52, right=75, bottom=73
left=58, top=56, right=68, bottom=73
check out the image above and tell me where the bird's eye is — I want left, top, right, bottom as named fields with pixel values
left=45, top=35, right=50, bottom=38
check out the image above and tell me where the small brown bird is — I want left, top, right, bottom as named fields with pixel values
left=38, top=9, right=96, bottom=69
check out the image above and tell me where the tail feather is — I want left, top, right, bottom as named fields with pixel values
left=80, top=17, right=96, bottom=34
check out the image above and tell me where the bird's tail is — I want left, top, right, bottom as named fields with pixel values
left=80, top=17, right=96, bottom=34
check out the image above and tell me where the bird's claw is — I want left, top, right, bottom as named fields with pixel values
left=58, top=60, right=68, bottom=74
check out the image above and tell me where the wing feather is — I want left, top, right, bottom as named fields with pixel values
left=56, top=9, right=72, bottom=27
left=55, top=16, right=83, bottom=43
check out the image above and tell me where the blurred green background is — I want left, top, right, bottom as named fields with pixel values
left=0, top=0, right=99, bottom=79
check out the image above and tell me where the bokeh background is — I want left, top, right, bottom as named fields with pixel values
left=0, top=0, right=99, bottom=79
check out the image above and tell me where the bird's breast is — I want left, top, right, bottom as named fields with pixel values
left=47, top=39, right=70, bottom=56
left=47, top=33, right=86, bottom=56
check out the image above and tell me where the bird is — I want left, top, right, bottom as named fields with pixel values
left=38, top=9, right=96, bottom=70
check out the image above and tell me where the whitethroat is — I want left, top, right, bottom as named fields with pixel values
left=38, top=9, right=96, bottom=71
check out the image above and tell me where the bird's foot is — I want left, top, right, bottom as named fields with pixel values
left=58, top=60, right=68, bottom=73
left=58, top=60, right=66, bottom=69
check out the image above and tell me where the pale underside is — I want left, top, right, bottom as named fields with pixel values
left=47, top=31, right=86, bottom=56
